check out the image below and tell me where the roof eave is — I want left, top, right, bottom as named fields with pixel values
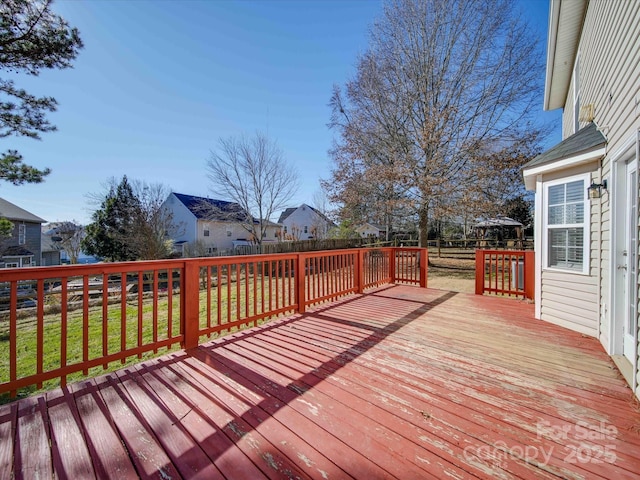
left=522, top=145, right=606, bottom=190
left=543, top=0, right=588, bottom=111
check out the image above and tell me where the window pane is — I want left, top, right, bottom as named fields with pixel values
left=549, top=205, right=564, bottom=224
left=566, top=180, right=584, bottom=202
left=565, top=203, right=584, bottom=223
left=548, top=184, right=565, bottom=205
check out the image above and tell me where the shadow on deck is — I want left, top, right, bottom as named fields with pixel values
left=1, top=285, right=640, bottom=479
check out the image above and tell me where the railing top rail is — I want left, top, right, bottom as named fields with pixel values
left=476, top=249, right=529, bottom=255
left=0, top=247, right=428, bottom=282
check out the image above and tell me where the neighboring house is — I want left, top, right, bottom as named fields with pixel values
left=42, top=223, right=96, bottom=264
left=162, top=193, right=279, bottom=255
left=40, top=232, right=61, bottom=266
left=0, top=198, right=45, bottom=268
left=522, top=0, right=640, bottom=399
left=355, top=223, right=388, bottom=239
left=278, top=204, right=335, bottom=240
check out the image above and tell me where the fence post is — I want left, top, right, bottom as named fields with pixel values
left=475, top=250, right=485, bottom=295
left=419, top=248, right=428, bottom=288
left=296, top=253, right=306, bottom=313
left=183, top=260, right=201, bottom=350
left=524, top=250, right=535, bottom=300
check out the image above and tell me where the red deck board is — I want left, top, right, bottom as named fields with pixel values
left=0, top=403, right=16, bottom=479
left=14, top=396, right=52, bottom=479
left=70, top=379, right=139, bottom=479
left=132, top=358, right=276, bottom=480
left=96, top=373, right=181, bottom=480
left=113, top=367, right=223, bottom=479
left=169, top=354, right=354, bottom=480
left=46, top=388, right=96, bottom=479
left=1, top=285, right=640, bottom=479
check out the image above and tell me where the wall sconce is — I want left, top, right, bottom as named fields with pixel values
left=587, top=179, right=608, bottom=199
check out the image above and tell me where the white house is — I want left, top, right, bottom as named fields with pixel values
left=163, top=193, right=280, bottom=255
left=522, top=0, right=640, bottom=399
left=355, top=223, right=387, bottom=239
left=277, top=204, right=335, bottom=240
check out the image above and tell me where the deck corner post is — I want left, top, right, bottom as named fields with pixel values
left=296, top=254, right=306, bottom=313
left=523, top=250, right=535, bottom=300
left=183, top=260, right=200, bottom=350
left=355, top=249, right=364, bottom=293
left=475, top=250, right=485, bottom=295
left=419, top=248, right=428, bottom=288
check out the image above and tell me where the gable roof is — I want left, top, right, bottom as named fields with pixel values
left=522, top=122, right=607, bottom=189
left=0, top=198, right=46, bottom=223
left=278, top=204, right=335, bottom=226
left=172, top=193, right=248, bottom=222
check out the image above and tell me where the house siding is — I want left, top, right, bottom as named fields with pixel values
left=558, top=0, right=640, bottom=397
left=1, top=221, right=43, bottom=266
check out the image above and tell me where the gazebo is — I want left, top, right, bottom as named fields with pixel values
left=474, top=216, right=524, bottom=247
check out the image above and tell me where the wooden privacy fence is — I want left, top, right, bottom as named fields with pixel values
left=475, top=249, right=534, bottom=300
left=0, top=247, right=426, bottom=398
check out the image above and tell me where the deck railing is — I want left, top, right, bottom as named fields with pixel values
left=475, top=249, right=534, bottom=300
left=0, top=247, right=426, bottom=397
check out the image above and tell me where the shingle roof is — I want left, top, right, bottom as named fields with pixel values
left=523, top=122, right=607, bottom=169
left=277, top=208, right=297, bottom=224
left=0, top=198, right=45, bottom=223
left=172, top=193, right=249, bottom=222
left=278, top=204, right=335, bottom=227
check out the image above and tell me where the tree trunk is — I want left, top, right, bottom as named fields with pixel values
left=418, top=206, right=429, bottom=248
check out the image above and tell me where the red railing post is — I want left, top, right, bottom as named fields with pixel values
left=296, top=253, right=306, bottom=313
left=419, top=248, right=428, bottom=288
left=390, top=248, right=396, bottom=283
left=524, top=250, right=535, bottom=300
left=475, top=250, right=485, bottom=295
left=183, top=260, right=200, bottom=350
left=355, top=249, right=364, bottom=293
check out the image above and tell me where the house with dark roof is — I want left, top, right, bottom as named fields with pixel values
left=0, top=198, right=46, bottom=268
left=162, top=193, right=280, bottom=255
left=522, top=0, right=640, bottom=399
left=277, top=204, right=335, bottom=240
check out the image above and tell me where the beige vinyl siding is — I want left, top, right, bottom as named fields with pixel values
left=540, top=269, right=598, bottom=336
left=573, top=0, right=640, bottom=388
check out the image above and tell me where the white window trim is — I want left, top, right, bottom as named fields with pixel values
left=18, top=224, right=26, bottom=245
left=542, top=173, right=591, bottom=275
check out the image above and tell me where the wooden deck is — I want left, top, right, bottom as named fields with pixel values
left=1, top=285, right=640, bottom=479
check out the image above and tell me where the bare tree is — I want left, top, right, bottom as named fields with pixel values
left=206, top=132, right=299, bottom=248
left=129, top=180, right=183, bottom=260
left=84, top=177, right=182, bottom=261
left=328, top=0, right=548, bottom=245
left=51, top=221, right=84, bottom=264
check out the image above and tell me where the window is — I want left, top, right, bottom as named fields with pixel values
left=304, top=226, right=308, bottom=234
left=203, top=227, right=210, bottom=237
left=18, top=224, right=26, bottom=245
left=226, top=229, right=232, bottom=237
left=544, top=175, right=589, bottom=273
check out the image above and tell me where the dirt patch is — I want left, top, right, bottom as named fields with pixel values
left=426, top=257, right=475, bottom=294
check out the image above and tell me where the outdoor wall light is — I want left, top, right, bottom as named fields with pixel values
left=587, top=179, right=608, bottom=199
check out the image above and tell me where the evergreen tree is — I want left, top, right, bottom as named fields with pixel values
left=83, top=177, right=140, bottom=261
left=1, top=0, right=83, bottom=184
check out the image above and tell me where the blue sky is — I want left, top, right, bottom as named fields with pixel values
left=2, top=0, right=560, bottom=225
